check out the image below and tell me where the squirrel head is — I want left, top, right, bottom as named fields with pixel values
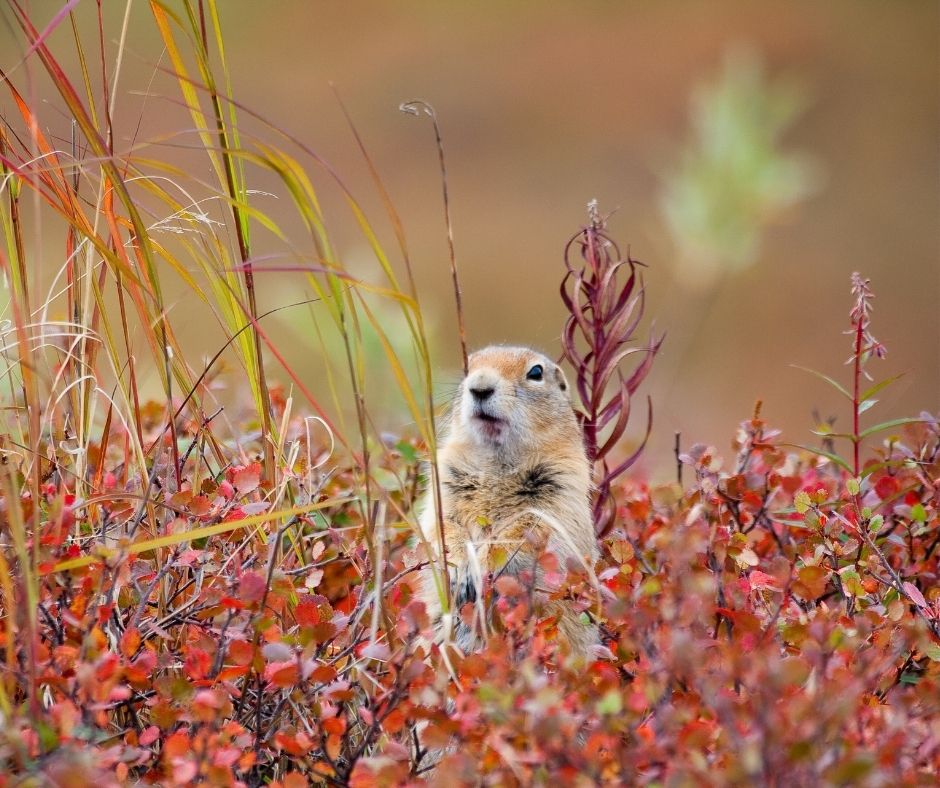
left=452, top=345, right=580, bottom=456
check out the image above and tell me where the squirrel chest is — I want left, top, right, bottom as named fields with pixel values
left=441, top=461, right=565, bottom=532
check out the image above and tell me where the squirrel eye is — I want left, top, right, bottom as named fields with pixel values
left=526, top=364, right=544, bottom=381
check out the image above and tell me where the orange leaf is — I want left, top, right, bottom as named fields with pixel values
left=217, top=666, right=249, bottom=682
left=381, top=708, right=405, bottom=734
left=322, top=716, right=346, bottom=736
left=267, top=662, right=299, bottom=688
left=163, top=731, right=190, bottom=759
left=227, top=640, right=255, bottom=666
left=120, top=626, right=141, bottom=658
left=310, top=664, right=337, bottom=683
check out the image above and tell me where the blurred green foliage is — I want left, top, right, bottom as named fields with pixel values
left=661, top=48, right=820, bottom=287
left=274, top=270, right=442, bottom=430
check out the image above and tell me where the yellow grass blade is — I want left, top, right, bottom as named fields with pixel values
left=43, top=498, right=352, bottom=574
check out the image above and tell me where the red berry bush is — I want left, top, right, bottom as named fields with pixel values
left=1, top=260, right=937, bottom=786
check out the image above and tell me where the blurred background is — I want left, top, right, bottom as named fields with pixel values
left=2, top=0, right=937, bottom=479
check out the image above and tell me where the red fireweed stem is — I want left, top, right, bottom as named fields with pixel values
left=852, top=308, right=864, bottom=477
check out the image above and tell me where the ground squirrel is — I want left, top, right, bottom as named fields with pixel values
left=419, top=345, right=599, bottom=660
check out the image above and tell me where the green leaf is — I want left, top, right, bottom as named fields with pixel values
left=861, top=373, right=905, bottom=403
left=396, top=440, right=418, bottom=463
left=859, top=459, right=904, bottom=479
left=859, top=418, right=926, bottom=440
left=790, top=365, right=851, bottom=400
left=810, top=428, right=853, bottom=440
left=596, top=689, right=623, bottom=715
left=868, top=515, right=884, bottom=533
left=794, top=491, right=811, bottom=514
left=36, top=720, right=59, bottom=751
left=783, top=443, right=854, bottom=473
left=846, top=478, right=860, bottom=496
left=857, top=398, right=877, bottom=415
left=371, top=467, right=403, bottom=493
left=910, top=503, right=927, bottom=523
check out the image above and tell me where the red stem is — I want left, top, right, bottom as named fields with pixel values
left=852, top=314, right=864, bottom=477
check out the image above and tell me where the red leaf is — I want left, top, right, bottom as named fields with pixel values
left=295, top=599, right=321, bottom=626
left=96, top=653, right=119, bottom=681
left=184, top=647, right=211, bottom=680
left=231, top=462, right=262, bottom=495
left=240, top=571, right=267, bottom=603
left=903, top=581, right=927, bottom=609
left=748, top=570, right=780, bottom=590
left=875, top=475, right=900, bottom=501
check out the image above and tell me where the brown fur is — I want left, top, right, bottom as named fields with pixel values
left=419, top=346, right=598, bottom=661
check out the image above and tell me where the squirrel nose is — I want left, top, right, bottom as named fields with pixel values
left=470, top=385, right=495, bottom=402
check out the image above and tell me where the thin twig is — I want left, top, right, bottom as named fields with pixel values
left=400, top=100, right=468, bottom=375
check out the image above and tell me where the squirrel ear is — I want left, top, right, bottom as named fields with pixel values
left=553, top=364, right=569, bottom=392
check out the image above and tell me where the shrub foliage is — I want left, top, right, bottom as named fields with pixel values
left=0, top=3, right=937, bottom=786
left=1, top=278, right=938, bottom=785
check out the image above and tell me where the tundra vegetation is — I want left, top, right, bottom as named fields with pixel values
left=0, top=3, right=937, bottom=786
